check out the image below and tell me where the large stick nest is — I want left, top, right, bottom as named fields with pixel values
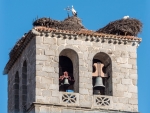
left=33, top=16, right=85, bottom=31
left=96, top=18, right=142, bottom=36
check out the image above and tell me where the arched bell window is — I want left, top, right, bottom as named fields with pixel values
left=13, top=71, right=19, bottom=113
left=59, top=49, right=79, bottom=93
left=92, top=52, right=112, bottom=96
left=22, top=60, right=27, bottom=112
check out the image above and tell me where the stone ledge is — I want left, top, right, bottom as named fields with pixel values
left=27, top=102, right=140, bottom=113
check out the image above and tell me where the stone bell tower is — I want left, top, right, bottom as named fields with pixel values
left=4, top=14, right=142, bottom=113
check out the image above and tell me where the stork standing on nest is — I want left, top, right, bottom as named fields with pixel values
left=71, top=5, right=77, bottom=16
left=123, top=15, right=129, bottom=19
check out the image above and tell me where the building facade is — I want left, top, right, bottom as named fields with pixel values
left=4, top=16, right=141, bottom=113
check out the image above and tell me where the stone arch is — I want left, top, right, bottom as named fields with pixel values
left=92, top=52, right=112, bottom=96
left=59, top=49, right=79, bottom=93
left=21, top=60, right=27, bottom=112
left=13, top=71, right=19, bottom=112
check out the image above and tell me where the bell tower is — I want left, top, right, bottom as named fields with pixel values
left=4, top=14, right=142, bottom=113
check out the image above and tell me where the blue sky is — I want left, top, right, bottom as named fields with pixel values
left=0, top=0, right=150, bottom=113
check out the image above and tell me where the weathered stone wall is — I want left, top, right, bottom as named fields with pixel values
left=8, top=38, right=36, bottom=113
left=28, top=104, right=139, bottom=113
left=35, top=33, right=138, bottom=112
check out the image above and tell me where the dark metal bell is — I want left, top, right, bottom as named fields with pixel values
left=94, top=76, right=105, bottom=90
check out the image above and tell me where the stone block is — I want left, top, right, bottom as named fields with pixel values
left=36, top=96, right=49, bottom=103
left=84, top=95, right=92, bottom=101
left=131, top=93, right=138, bottom=99
left=57, top=39, right=66, bottom=45
left=129, top=74, right=137, bottom=79
left=49, top=73, right=59, bottom=78
left=75, top=110, right=83, bottom=113
left=112, top=97, right=118, bottom=103
left=119, top=64, right=132, bottom=69
left=113, top=90, right=124, bottom=97
left=40, top=106, right=49, bottom=112
left=50, top=107, right=61, bottom=113
left=36, top=71, right=48, bottom=77
left=43, top=37, right=56, bottom=45
left=36, top=36, right=43, bottom=44
left=50, top=45, right=58, bottom=50
left=79, top=88, right=89, bottom=95
left=128, top=58, right=136, bottom=65
left=128, top=85, right=137, bottom=93
left=41, top=77, right=52, bottom=84
left=113, top=78, right=121, bottom=84
left=127, top=46, right=136, bottom=53
left=129, top=69, right=137, bottom=74
left=122, top=104, right=132, bottom=112
left=36, top=65, right=43, bottom=71
left=129, top=98, right=138, bottom=105
left=57, top=45, right=65, bottom=53
left=42, top=66, right=54, bottom=73
left=129, top=53, right=137, bottom=58
left=118, top=97, right=128, bottom=104
left=121, top=79, right=132, bottom=85
left=87, top=47, right=93, bottom=51
left=79, top=66, right=88, bottom=71
left=66, top=39, right=81, bottom=45
left=42, top=89, right=51, bottom=97
left=45, top=50, right=55, bottom=56
left=79, top=59, right=84, bottom=66
left=102, top=43, right=115, bottom=50
left=121, top=51, right=129, bottom=58
left=120, top=68, right=129, bottom=73
left=92, top=42, right=102, bottom=47
left=36, top=44, right=49, bottom=50
left=80, top=100, right=92, bottom=108
left=133, top=105, right=138, bottom=112
left=84, top=83, right=92, bottom=89
left=36, top=49, right=44, bottom=55
left=79, top=83, right=85, bottom=88
left=115, top=45, right=127, bottom=51
left=62, top=109, right=75, bottom=113
left=36, top=76, right=41, bottom=83
left=83, top=52, right=89, bottom=60
left=36, top=88, right=42, bottom=96
left=49, top=84, right=59, bottom=90
left=36, top=55, right=49, bottom=61
left=52, top=91, right=59, bottom=97
left=78, top=46, right=87, bottom=52
left=54, top=67, right=59, bottom=73
left=36, top=82, right=48, bottom=89
left=116, top=84, right=128, bottom=91
left=50, top=62, right=58, bottom=68
left=49, top=97, right=59, bottom=104
left=132, top=79, right=137, bottom=85
left=116, top=57, right=128, bottom=64
left=113, top=103, right=125, bottom=111
left=36, top=61, right=44, bottom=65
left=124, top=92, right=132, bottom=98
left=82, top=41, right=92, bottom=46
left=53, top=78, right=59, bottom=84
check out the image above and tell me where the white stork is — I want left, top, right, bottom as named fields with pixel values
left=71, top=5, right=77, bottom=16
left=123, top=15, right=129, bottom=19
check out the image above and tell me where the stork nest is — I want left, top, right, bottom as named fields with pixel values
left=96, top=18, right=142, bottom=36
left=33, top=16, right=85, bottom=31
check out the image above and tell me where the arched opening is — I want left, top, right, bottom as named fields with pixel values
left=92, top=52, right=112, bottom=96
left=14, top=71, right=19, bottom=112
left=22, top=61, right=27, bottom=112
left=59, top=49, right=79, bottom=93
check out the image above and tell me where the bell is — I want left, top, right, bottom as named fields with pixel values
left=94, top=76, right=105, bottom=90
left=64, top=78, right=70, bottom=87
